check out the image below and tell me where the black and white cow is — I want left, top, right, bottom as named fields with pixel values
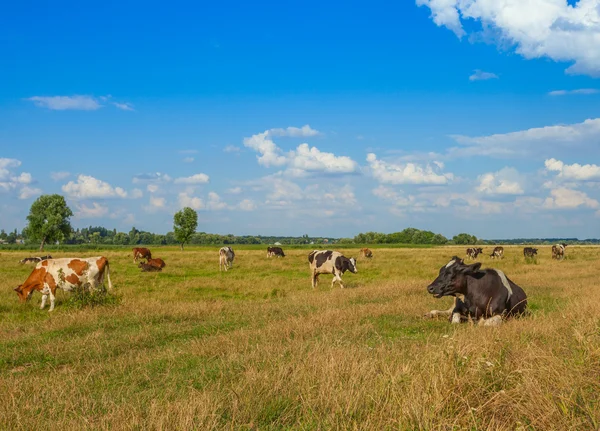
left=426, top=256, right=527, bottom=326
left=19, top=255, right=52, bottom=264
left=219, top=246, right=235, bottom=271
left=307, top=250, right=357, bottom=289
left=267, top=247, right=285, bottom=258
left=466, top=247, right=483, bottom=260
left=523, top=247, right=538, bottom=258
left=489, top=246, right=504, bottom=259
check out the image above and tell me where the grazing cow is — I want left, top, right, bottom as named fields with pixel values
left=489, top=247, right=504, bottom=259
left=267, top=247, right=285, bottom=258
left=139, top=262, right=162, bottom=272
left=13, top=257, right=112, bottom=311
left=132, top=247, right=152, bottom=263
left=19, top=255, right=53, bottom=264
left=466, top=247, right=483, bottom=260
left=307, top=250, right=357, bottom=289
left=426, top=256, right=527, bottom=325
left=219, top=246, right=235, bottom=271
left=552, top=243, right=567, bottom=260
left=139, top=257, right=166, bottom=271
left=359, top=248, right=373, bottom=258
left=523, top=247, right=538, bottom=258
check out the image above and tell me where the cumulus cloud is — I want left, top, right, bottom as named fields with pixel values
left=75, top=202, right=109, bottom=218
left=131, top=188, right=143, bottom=199
left=469, top=70, right=498, bottom=81
left=147, top=184, right=159, bottom=193
left=149, top=196, right=166, bottom=208
left=549, top=89, right=599, bottom=96
left=366, top=153, right=453, bottom=185
left=372, top=186, right=415, bottom=207
left=545, top=158, right=600, bottom=181
left=476, top=167, right=524, bottom=195
left=132, top=172, right=172, bottom=184
left=544, top=187, right=600, bottom=209
left=206, top=192, right=228, bottom=210
left=178, top=192, right=204, bottom=210
left=416, top=0, right=600, bottom=76
left=238, top=199, right=256, bottom=211
left=62, top=175, right=128, bottom=199
left=0, top=158, right=39, bottom=197
left=18, top=186, right=42, bottom=200
left=173, top=173, right=210, bottom=184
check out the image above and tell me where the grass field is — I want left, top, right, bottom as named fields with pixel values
left=1, top=246, right=599, bottom=430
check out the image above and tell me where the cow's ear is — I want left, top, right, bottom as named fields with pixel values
left=459, top=263, right=481, bottom=275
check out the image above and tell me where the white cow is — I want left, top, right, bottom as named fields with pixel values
left=308, top=250, right=357, bottom=288
left=219, top=246, right=235, bottom=271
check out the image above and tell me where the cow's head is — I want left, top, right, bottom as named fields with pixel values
left=427, top=257, right=481, bottom=298
left=531, top=248, right=538, bottom=255
left=14, top=285, right=33, bottom=302
left=341, top=257, right=358, bottom=274
left=477, top=248, right=483, bottom=253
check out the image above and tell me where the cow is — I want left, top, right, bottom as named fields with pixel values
left=523, top=247, right=538, bottom=258
left=139, top=262, right=162, bottom=272
left=466, top=247, right=483, bottom=260
left=359, top=248, right=373, bottom=258
left=13, top=257, right=112, bottom=311
left=219, top=246, right=235, bottom=271
left=267, top=247, right=285, bottom=258
left=308, top=250, right=357, bottom=289
left=552, top=243, right=567, bottom=260
left=489, top=247, right=504, bottom=259
left=426, top=256, right=527, bottom=326
left=138, top=258, right=166, bottom=271
left=19, top=255, right=53, bottom=264
left=132, top=247, right=152, bottom=263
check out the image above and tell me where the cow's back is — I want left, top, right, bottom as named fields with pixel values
left=41, top=257, right=107, bottom=289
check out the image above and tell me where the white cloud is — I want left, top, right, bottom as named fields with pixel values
left=50, top=171, right=70, bottom=181
left=469, top=70, right=498, bottom=81
left=206, top=192, right=228, bottom=210
left=366, top=153, right=453, bottom=185
left=113, top=102, right=135, bottom=111
left=178, top=192, right=204, bottom=210
left=227, top=187, right=242, bottom=194
left=149, top=196, right=166, bottom=208
left=131, top=188, right=143, bottom=199
left=62, top=175, right=128, bottom=199
left=267, top=125, right=321, bottom=138
left=372, top=186, right=415, bottom=207
left=544, top=187, right=600, bottom=209
left=288, top=143, right=358, bottom=174
left=545, top=158, right=600, bottom=181
left=416, top=0, right=600, bottom=77
left=18, top=186, right=42, bottom=200
left=0, top=158, right=39, bottom=197
left=26, top=95, right=102, bottom=111
left=238, top=199, right=256, bottom=211
left=549, top=89, right=599, bottom=96
left=147, top=184, right=159, bottom=193
left=174, top=173, right=210, bottom=184
left=182, top=157, right=194, bottom=163
left=132, top=172, right=172, bottom=184
left=476, top=167, right=524, bottom=195
left=75, top=202, right=109, bottom=218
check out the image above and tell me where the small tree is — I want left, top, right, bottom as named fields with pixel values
left=173, top=207, right=198, bottom=250
left=24, top=194, right=73, bottom=251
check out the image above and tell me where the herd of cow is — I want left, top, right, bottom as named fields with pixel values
left=11, top=243, right=570, bottom=325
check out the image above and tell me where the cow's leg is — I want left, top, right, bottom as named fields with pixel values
left=332, top=273, right=344, bottom=288
left=478, top=315, right=503, bottom=327
left=425, top=297, right=457, bottom=319
left=40, top=293, right=48, bottom=309
left=312, top=273, right=319, bottom=288
left=48, top=287, right=57, bottom=312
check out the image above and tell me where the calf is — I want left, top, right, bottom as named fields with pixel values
left=359, top=248, right=373, bottom=258
left=552, top=243, right=567, bottom=260
left=14, top=257, right=112, bottom=311
left=267, top=247, right=285, bottom=258
left=308, top=250, right=357, bottom=289
left=489, top=246, right=504, bottom=259
left=523, top=247, right=538, bottom=258
left=132, top=247, right=152, bottom=263
left=466, top=247, right=483, bottom=260
left=139, top=262, right=162, bottom=272
left=19, top=255, right=53, bottom=264
left=219, top=246, right=235, bottom=271
left=426, top=256, right=527, bottom=325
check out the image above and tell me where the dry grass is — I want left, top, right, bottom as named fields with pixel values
left=1, top=246, right=599, bottom=430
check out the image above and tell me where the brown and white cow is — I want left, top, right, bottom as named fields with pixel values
left=489, top=246, right=504, bottom=259
left=359, top=248, right=373, bottom=258
left=308, top=250, right=357, bottom=289
left=426, top=256, right=527, bottom=326
left=19, top=255, right=53, bottom=264
left=138, top=258, right=166, bottom=272
left=14, top=257, right=112, bottom=311
left=132, top=247, right=152, bottom=263
left=552, top=243, right=567, bottom=260
left=466, top=247, right=483, bottom=260
left=219, top=247, right=235, bottom=271
left=267, top=247, right=285, bottom=258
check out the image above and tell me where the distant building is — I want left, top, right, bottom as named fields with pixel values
left=274, top=242, right=282, bottom=246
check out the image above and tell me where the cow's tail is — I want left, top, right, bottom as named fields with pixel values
left=105, top=260, right=113, bottom=291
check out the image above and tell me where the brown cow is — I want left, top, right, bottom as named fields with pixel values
left=132, top=247, right=152, bottom=263
left=138, top=258, right=166, bottom=271
left=14, top=257, right=112, bottom=311
left=359, top=248, right=373, bottom=258
left=552, top=243, right=567, bottom=260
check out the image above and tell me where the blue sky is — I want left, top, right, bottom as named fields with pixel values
left=2, top=0, right=600, bottom=239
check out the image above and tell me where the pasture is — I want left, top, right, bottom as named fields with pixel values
left=1, top=246, right=599, bottom=430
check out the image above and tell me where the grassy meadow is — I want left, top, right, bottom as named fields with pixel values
left=1, top=245, right=599, bottom=430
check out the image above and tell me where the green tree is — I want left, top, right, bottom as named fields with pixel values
left=23, top=194, right=73, bottom=251
left=173, top=207, right=198, bottom=250
left=452, top=233, right=478, bottom=245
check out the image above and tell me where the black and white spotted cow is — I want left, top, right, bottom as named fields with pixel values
left=219, top=246, right=235, bottom=271
left=489, top=246, right=504, bottom=259
left=425, top=256, right=528, bottom=326
left=466, top=247, right=483, bottom=260
left=552, top=243, right=567, bottom=260
left=307, top=250, right=357, bottom=289
left=267, top=247, right=285, bottom=258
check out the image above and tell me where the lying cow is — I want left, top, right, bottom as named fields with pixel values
left=219, top=246, right=235, bottom=271
left=552, top=243, right=567, bottom=260
left=308, top=250, right=357, bottom=289
left=466, top=247, right=483, bottom=260
left=14, top=257, right=112, bottom=311
left=138, top=258, right=166, bottom=272
left=523, top=247, right=538, bottom=258
left=132, top=247, right=152, bottom=263
left=489, top=246, right=504, bottom=259
left=19, top=255, right=53, bottom=264
left=267, top=247, right=285, bottom=258
left=426, top=256, right=527, bottom=325
left=360, top=248, right=373, bottom=258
